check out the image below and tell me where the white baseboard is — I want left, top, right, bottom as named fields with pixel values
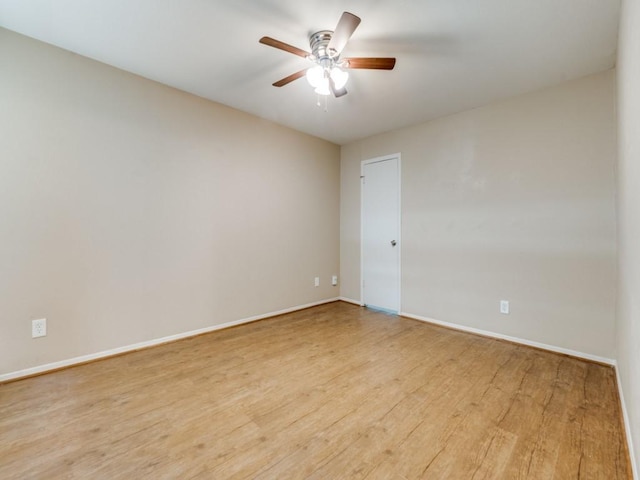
left=615, top=362, right=639, bottom=480
left=0, top=297, right=340, bottom=383
left=339, top=296, right=364, bottom=306
left=399, top=311, right=616, bottom=366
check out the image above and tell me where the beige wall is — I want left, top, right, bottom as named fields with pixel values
left=0, top=28, right=340, bottom=376
left=341, top=71, right=617, bottom=359
left=617, top=0, right=640, bottom=473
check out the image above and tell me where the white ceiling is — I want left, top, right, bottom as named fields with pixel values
left=0, top=0, right=620, bottom=145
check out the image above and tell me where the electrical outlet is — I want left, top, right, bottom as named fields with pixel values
left=500, top=300, right=510, bottom=315
left=32, top=318, right=47, bottom=338
left=314, top=277, right=320, bottom=287
left=332, top=275, right=338, bottom=286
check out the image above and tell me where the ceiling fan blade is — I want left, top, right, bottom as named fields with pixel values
left=273, top=69, right=308, bottom=87
left=259, top=36, right=310, bottom=59
left=329, top=77, right=348, bottom=98
left=327, top=12, right=361, bottom=55
left=343, top=57, right=397, bottom=70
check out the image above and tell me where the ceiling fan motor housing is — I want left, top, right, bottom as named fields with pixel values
left=309, top=30, right=338, bottom=67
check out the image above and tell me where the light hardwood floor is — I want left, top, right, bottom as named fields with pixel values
left=0, top=302, right=631, bottom=479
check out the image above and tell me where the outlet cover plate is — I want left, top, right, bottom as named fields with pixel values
left=500, top=300, right=510, bottom=314
left=32, top=318, right=47, bottom=338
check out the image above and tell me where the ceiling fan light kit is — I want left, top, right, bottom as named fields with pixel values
left=306, top=66, right=348, bottom=95
left=259, top=12, right=396, bottom=101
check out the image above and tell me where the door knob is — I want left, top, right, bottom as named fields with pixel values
left=391, top=240, right=397, bottom=247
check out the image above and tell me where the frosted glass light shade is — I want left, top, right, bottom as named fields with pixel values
left=306, top=66, right=324, bottom=88
left=314, top=78, right=330, bottom=96
left=306, top=65, right=348, bottom=96
left=330, top=67, right=349, bottom=89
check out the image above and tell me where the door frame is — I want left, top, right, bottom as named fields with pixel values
left=360, top=153, right=402, bottom=311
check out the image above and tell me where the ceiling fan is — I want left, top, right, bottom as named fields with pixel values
left=259, top=12, right=396, bottom=98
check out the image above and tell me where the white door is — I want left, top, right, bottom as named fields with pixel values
left=361, top=155, right=400, bottom=312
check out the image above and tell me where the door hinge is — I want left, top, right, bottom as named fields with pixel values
left=360, top=175, right=365, bottom=184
